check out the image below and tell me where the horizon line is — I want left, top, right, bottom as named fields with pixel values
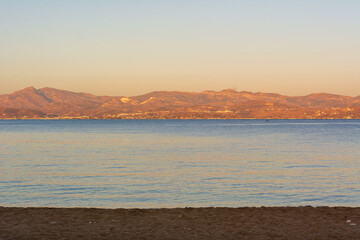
left=3, top=86, right=359, bottom=98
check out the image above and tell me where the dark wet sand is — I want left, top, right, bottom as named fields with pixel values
left=1, top=206, right=360, bottom=239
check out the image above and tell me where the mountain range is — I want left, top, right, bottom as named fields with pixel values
left=1, top=87, right=360, bottom=119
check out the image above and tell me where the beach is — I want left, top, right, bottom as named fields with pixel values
left=1, top=206, right=360, bottom=239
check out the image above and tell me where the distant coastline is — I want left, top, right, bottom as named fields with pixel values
left=1, top=87, right=360, bottom=119
left=1, top=117, right=359, bottom=120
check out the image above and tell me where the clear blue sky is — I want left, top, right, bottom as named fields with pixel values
left=1, top=0, right=359, bottom=96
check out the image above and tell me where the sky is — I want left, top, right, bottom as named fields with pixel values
left=0, top=0, right=359, bottom=97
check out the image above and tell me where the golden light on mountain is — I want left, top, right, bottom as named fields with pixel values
left=1, top=87, right=359, bottom=119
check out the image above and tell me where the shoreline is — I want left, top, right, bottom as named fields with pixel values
left=1, top=206, right=360, bottom=239
left=1, top=118, right=359, bottom=120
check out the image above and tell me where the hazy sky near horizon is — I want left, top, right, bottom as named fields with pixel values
left=1, top=0, right=359, bottom=96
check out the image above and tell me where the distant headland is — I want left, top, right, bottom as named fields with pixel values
left=1, top=87, right=360, bottom=119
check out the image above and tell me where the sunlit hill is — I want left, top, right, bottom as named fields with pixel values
left=1, top=87, right=360, bottom=119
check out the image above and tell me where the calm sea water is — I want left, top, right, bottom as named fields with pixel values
left=0, top=119, right=359, bottom=208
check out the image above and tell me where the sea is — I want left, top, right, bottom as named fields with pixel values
left=0, top=119, right=359, bottom=208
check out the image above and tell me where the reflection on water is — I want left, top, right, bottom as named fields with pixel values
left=0, top=119, right=360, bottom=208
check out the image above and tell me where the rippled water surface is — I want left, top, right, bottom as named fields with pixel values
left=0, top=119, right=359, bottom=208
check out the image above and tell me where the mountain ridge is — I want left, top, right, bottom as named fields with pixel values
left=1, top=87, right=360, bottom=119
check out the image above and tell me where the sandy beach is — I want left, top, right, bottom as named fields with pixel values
left=1, top=206, right=360, bottom=239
